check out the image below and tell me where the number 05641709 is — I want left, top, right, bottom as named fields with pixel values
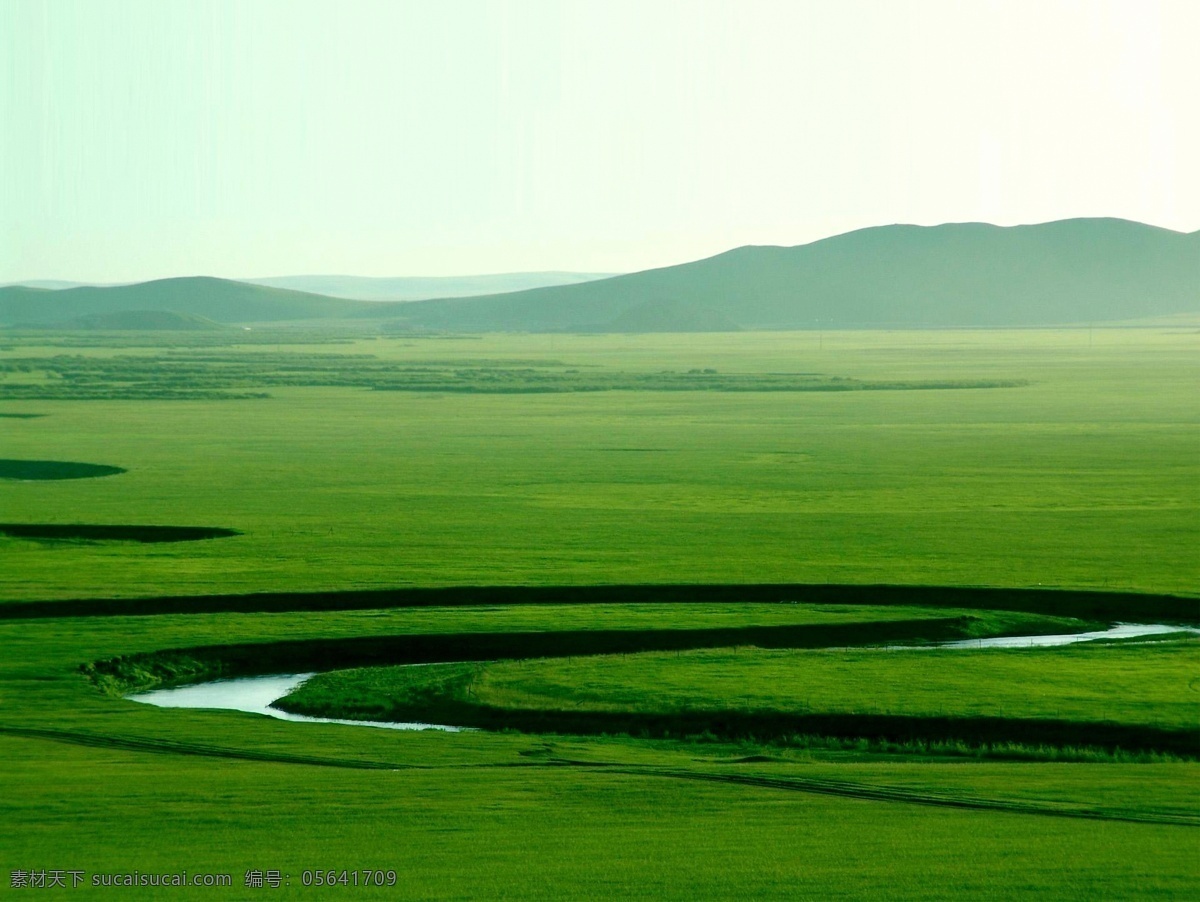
left=301, top=869, right=398, bottom=888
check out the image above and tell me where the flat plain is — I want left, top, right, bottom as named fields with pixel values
left=1, top=326, right=1197, bottom=898
left=3, top=327, right=1198, bottom=599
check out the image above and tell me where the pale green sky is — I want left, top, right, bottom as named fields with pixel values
left=2, top=0, right=1197, bottom=281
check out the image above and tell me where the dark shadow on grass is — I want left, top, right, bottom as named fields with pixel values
left=0, top=459, right=125, bottom=480
left=0, top=524, right=241, bottom=543
left=9, top=583, right=1198, bottom=621
left=361, top=702, right=1200, bottom=759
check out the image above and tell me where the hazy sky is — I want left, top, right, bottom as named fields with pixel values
left=2, top=0, right=1197, bottom=281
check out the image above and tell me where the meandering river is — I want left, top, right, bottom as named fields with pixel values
left=128, top=622, right=1197, bottom=731
left=129, top=672, right=467, bottom=732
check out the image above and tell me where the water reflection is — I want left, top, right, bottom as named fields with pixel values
left=129, top=672, right=466, bottom=732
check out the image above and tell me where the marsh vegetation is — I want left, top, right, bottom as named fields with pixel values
left=0, top=346, right=1025, bottom=400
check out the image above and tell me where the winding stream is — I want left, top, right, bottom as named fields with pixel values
left=127, top=622, right=1197, bottom=732
left=129, top=672, right=468, bottom=732
left=933, top=622, right=1198, bottom=649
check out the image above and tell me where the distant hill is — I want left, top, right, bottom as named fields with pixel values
left=0, top=280, right=120, bottom=291
left=245, top=272, right=620, bottom=301
left=385, top=219, right=1200, bottom=331
left=599, top=298, right=742, bottom=332
left=0, top=277, right=371, bottom=326
left=17, top=309, right=232, bottom=331
left=4, top=220, right=1195, bottom=331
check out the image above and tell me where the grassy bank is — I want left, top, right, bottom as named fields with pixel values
left=277, top=638, right=1199, bottom=756
left=82, top=606, right=1080, bottom=694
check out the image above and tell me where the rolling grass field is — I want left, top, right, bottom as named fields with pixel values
left=279, top=638, right=1197, bottom=757
left=2, top=327, right=1198, bottom=601
left=1, top=327, right=1197, bottom=898
left=453, top=640, right=1200, bottom=730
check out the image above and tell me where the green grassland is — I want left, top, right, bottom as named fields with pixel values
left=280, top=639, right=1197, bottom=752
left=465, top=641, right=1200, bottom=729
left=1, top=327, right=1197, bottom=898
left=6, top=733, right=1197, bottom=900
left=0, top=603, right=1091, bottom=744
left=2, top=601, right=1198, bottom=898
left=2, top=328, right=1197, bottom=601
